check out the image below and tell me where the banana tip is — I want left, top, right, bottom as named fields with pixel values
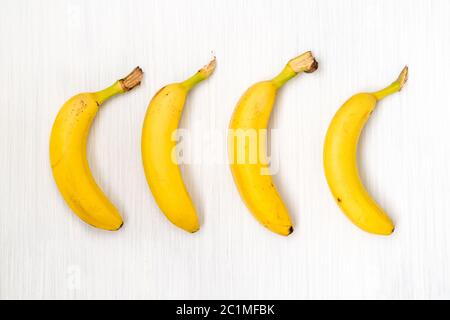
left=201, top=57, right=217, bottom=78
left=288, top=51, right=318, bottom=73
left=305, top=60, right=319, bottom=73
left=120, top=66, right=143, bottom=91
left=397, top=65, right=408, bottom=90
left=106, top=221, right=123, bottom=231
left=190, top=227, right=200, bottom=234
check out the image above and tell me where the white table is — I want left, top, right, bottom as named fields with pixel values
left=1, top=0, right=449, bottom=299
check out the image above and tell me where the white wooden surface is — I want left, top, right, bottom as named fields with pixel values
left=1, top=0, right=450, bottom=300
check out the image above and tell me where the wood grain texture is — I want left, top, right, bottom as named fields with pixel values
left=1, top=0, right=450, bottom=299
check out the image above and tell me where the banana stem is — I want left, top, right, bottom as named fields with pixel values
left=181, top=58, right=216, bottom=91
left=272, top=65, right=297, bottom=88
left=272, top=51, right=318, bottom=88
left=372, top=66, right=408, bottom=100
left=94, top=81, right=125, bottom=105
left=94, top=67, right=143, bottom=105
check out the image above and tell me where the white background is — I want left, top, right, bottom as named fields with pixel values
left=1, top=0, right=449, bottom=299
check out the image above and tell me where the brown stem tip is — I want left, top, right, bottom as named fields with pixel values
left=200, top=57, right=217, bottom=78
left=120, top=67, right=143, bottom=91
left=397, top=65, right=408, bottom=90
left=288, top=51, right=318, bottom=73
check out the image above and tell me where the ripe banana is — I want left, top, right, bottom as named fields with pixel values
left=141, top=59, right=216, bottom=233
left=323, top=66, right=408, bottom=235
left=228, top=52, right=318, bottom=236
left=50, top=67, right=143, bottom=230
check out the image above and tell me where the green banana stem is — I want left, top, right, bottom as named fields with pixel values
left=272, top=65, right=297, bottom=88
left=272, top=51, right=318, bottom=88
left=181, top=58, right=217, bottom=91
left=94, top=81, right=125, bottom=105
left=94, top=67, right=143, bottom=105
left=372, top=66, right=408, bottom=100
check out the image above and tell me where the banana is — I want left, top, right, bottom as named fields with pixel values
left=50, top=67, right=143, bottom=230
left=142, top=59, right=216, bottom=233
left=323, top=66, right=408, bottom=235
left=228, top=52, right=318, bottom=236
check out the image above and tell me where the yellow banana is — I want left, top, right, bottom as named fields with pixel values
left=142, top=59, right=216, bottom=233
left=50, top=67, right=143, bottom=231
left=323, top=66, right=408, bottom=235
left=228, top=52, right=318, bottom=236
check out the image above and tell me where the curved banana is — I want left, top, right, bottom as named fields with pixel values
left=50, top=67, right=143, bottom=230
left=323, top=66, right=408, bottom=235
left=142, top=59, right=216, bottom=233
left=228, top=52, right=318, bottom=236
